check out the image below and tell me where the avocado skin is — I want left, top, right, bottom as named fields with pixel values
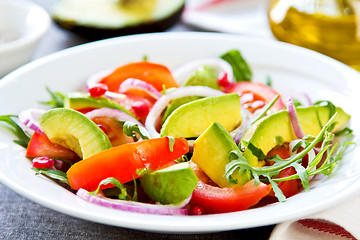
left=53, top=5, right=184, bottom=40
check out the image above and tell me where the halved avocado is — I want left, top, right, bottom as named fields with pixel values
left=51, top=0, right=185, bottom=39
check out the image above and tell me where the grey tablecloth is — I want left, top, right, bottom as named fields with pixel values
left=0, top=1, right=274, bottom=239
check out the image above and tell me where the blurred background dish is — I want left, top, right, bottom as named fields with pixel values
left=51, top=0, right=185, bottom=40
left=0, top=0, right=50, bottom=77
left=182, top=0, right=272, bottom=38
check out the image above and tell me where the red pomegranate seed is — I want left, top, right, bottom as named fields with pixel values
left=88, top=83, right=108, bottom=97
left=190, top=205, right=205, bottom=215
left=217, top=72, right=231, bottom=88
left=32, top=156, right=55, bottom=169
left=131, top=101, right=150, bottom=118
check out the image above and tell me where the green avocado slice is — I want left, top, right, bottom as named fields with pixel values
left=51, top=0, right=185, bottom=39
left=39, top=108, right=112, bottom=159
left=140, top=162, right=198, bottom=205
left=160, top=94, right=242, bottom=138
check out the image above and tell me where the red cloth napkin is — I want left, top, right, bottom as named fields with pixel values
left=270, top=192, right=360, bottom=240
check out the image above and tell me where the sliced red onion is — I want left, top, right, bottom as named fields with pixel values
left=282, top=90, right=313, bottom=107
left=145, top=86, right=225, bottom=138
left=230, top=107, right=252, bottom=145
left=18, top=108, right=46, bottom=133
left=85, top=108, right=143, bottom=127
left=86, top=69, right=114, bottom=90
left=172, top=58, right=234, bottom=85
left=119, top=78, right=162, bottom=99
left=103, top=91, right=127, bottom=101
left=287, top=97, right=305, bottom=139
left=76, top=188, right=189, bottom=215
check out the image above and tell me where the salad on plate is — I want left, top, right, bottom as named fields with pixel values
left=0, top=49, right=353, bottom=216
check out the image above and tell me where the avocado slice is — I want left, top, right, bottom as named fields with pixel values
left=51, top=0, right=185, bottom=39
left=192, top=122, right=252, bottom=187
left=161, top=96, right=202, bottom=124
left=241, top=105, right=351, bottom=167
left=140, top=162, right=198, bottom=205
left=64, top=92, right=135, bottom=117
left=162, top=65, right=221, bottom=124
left=39, top=108, right=112, bottom=159
left=160, top=93, right=242, bottom=138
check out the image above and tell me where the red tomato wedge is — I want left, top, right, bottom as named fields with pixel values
left=67, top=137, right=189, bottom=191
left=226, top=82, right=285, bottom=113
left=189, top=162, right=272, bottom=214
left=100, top=61, right=179, bottom=92
left=26, top=132, right=80, bottom=162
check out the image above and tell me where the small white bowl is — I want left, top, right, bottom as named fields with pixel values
left=0, top=0, right=50, bottom=77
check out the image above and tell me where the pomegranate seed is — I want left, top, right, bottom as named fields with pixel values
left=217, top=72, right=231, bottom=88
left=190, top=205, right=205, bottom=215
left=131, top=101, right=150, bottom=118
left=32, top=156, right=55, bottom=169
left=88, top=83, right=108, bottom=97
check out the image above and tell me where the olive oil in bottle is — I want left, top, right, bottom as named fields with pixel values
left=268, top=0, right=360, bottom=70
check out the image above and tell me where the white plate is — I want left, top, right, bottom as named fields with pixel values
left=1, top=32, right=360, bottom=233
left=182, top=0, right=273, bottom=38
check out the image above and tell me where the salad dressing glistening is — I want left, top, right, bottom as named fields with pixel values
left=268, top=0, right=360, bottom=70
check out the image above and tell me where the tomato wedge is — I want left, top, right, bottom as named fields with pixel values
left=189, top=162, right=272, bottom=214
left=226, top=82, right=285, bottom=113
left=26, top=132, right=80, bottom=162
left=100, top=61, right=179, bottom=92
left=90, top=116, right=134, bottom=147
left=67, top=137, right=189, bottom=191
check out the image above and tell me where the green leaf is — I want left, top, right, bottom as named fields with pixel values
left=39, top=87, right=65, bottom=108
left=243, top=141, right=270, bottom=161
left=220, top=49, right=252, bottom=81
left=123, top=121, right=151, bottom=140
left=0, top=115, right=30, bottom=148
left=32, top=168, right=69, bottom=185
left=90, top=177, right=131, bottom=200
left=291, top=162, right=309, bottom=190
left=335, top=127, right=353, bottom=137
left=268, top=177, right=286, bottom=202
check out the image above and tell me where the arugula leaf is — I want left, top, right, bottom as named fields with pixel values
left=0, top=115, right=30, bottom=148
left=123, top=121, right=151, bottom=140
left=90, top=177, right=137, bottom=201
left=32, top=168, right=69, bottom=185
left=220, top=49, right=252, bottom=81
left=39, top=87, right=65, bottom=108
left=335, top=127, right=353, bottom=137
left=268, top=177, right=286, bottom=202
left=225, top=112, right=352, bottom=202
